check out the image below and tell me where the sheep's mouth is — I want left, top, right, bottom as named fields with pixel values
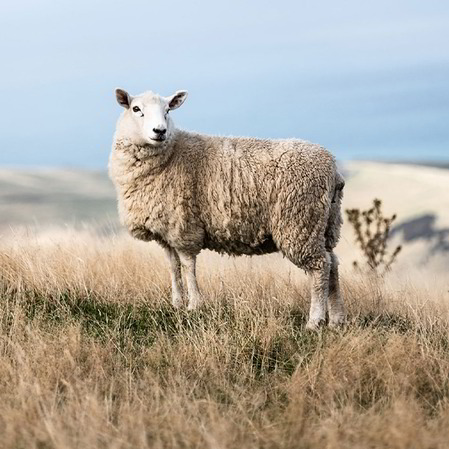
left=150, top=137, right=166, bottom=143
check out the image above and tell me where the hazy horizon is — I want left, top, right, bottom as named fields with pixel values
left=1, top=0, right=448, bottom=168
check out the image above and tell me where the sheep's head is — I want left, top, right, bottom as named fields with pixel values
left=115, top=88, right=187, bottom=147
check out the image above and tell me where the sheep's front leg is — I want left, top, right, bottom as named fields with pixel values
left=164, top=247, right=184, bottom=307
left=306, top=253, right=331, bottom=330
left=178, top=252, right=202, bottom=310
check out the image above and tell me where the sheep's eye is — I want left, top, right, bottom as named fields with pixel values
left=132, top=106, right=141, bottom=113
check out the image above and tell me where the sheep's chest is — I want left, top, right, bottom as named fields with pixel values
left=118, top=180, right=171, bottom=242
left=118, top=175, right=194, bottom=248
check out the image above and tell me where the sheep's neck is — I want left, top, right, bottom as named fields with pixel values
left=113, top=139, right=175, bottom=181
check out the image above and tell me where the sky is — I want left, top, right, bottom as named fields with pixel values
left=0, top=0, right=448, bottom=168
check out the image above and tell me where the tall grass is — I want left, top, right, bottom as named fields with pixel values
left=0, top=229, right=448, bottom=448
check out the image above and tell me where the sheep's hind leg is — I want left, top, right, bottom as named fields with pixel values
left=164, top=247, right=184, bottom=307
left=306, top=253, right=331, bottom=330
left=327, top=251, right=346, bottom=327
left=178, top=252, right=202, bottom=310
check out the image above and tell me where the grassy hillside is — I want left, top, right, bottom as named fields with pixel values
left=0, top=163, right=448, bottom=447
left=1, top=231, right=449, bottom=448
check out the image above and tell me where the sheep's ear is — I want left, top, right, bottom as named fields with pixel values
left=167, top=90, right=188, bottom=110
left=115, top=88, right=132, bottom=109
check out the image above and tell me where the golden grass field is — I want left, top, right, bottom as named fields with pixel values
left=1, top=229, right=449, bottom=448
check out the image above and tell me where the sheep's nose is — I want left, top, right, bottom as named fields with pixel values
left=153, top=127, right=167, bottom=135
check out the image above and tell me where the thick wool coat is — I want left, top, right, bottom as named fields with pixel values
left=109, top=130, right=344, bottom=271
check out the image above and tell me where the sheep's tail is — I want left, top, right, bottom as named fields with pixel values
left=325, top=171, right=345, bottom=251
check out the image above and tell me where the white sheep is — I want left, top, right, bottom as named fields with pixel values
left=109, top=88, right=345, bottom=329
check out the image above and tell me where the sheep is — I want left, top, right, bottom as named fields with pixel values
left=109, top=88, right=346, bottom=329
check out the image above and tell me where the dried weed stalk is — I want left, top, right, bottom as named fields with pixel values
left=346, top=198, right=401, bottom=273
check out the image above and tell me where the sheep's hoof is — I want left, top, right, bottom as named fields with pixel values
left=187, top=303, right=200, bottom=311
left=306, top=319, right=326, bottom=331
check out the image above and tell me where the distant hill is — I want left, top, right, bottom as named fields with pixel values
left=0, top=168, right=118, bottom=231
left=1, top=162, right=448, bottom=272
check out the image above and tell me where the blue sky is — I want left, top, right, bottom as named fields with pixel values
left=1, top=0, right=448, bottom=167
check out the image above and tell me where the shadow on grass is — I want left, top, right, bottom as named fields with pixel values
left=356, top=311, right=415, bottom=334
left=21, top=291, right=186, bottom=347
left=18, top=290, right=421, bottom=339
left=16, top=290, right=255, bottom=347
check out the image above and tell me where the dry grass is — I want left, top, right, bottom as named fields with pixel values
left=1, top=229, right=449, bottom=448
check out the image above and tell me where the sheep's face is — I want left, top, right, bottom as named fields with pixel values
left=115, top=89, right=187, bottom=147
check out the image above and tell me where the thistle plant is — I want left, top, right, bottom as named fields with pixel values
left=346, top=199, right=401, bottom=273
